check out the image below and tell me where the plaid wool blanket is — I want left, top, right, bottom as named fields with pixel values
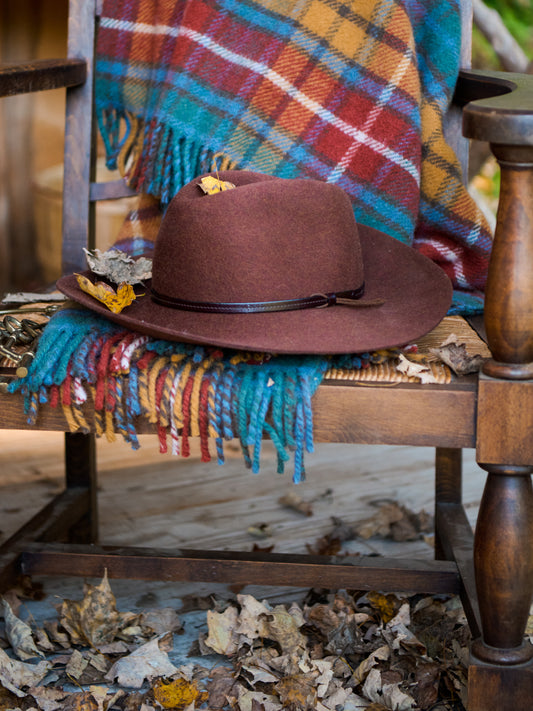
left=96, top=0, right=492, bottom=314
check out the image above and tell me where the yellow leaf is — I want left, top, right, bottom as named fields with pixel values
left=61, top=690, right=99, bottom=711
left=367, top=591, right=399, bottom=624
left=152, top=677, right=208, bottom=709
left=198, top=175, right=236, bottom=195
left=76, top=274, right=139, bottom=314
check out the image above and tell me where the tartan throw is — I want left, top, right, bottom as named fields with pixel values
left=95, top=0, right=492, bottom=314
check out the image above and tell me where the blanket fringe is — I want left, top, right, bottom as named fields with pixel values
left=10, top=309, right=340, bottom=482
left=98, top=109, right=238, bottom=206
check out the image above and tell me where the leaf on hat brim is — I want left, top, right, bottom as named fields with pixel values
left=84, top=248, right=152, bottom=285
left=76, top=274, right=139, bottom=314
left=198, top=175, right=236, bottom=194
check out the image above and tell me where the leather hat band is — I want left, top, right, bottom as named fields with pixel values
left=150, top=284, right=383, bottom=313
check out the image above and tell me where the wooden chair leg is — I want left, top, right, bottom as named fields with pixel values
left=435, top=447, right=462, bottom=560
left=0, top=432, right=98, bottom=591
left=64, top=431, right=98, bottom=544
left=468, top=464, right=533, bottom=709
left=435, top=447, right=482, bottom=641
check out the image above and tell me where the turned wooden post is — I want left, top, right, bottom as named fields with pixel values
left=483, top=145, right=533, bottom=380
left=474, top=144, right=533, bottom=669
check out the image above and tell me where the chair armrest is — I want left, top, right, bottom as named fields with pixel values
left=457, top=68, right=533, bottom=146
left=0, top=58, right=86, bottom=98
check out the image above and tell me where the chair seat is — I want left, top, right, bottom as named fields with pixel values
left=0, top=314, right=481, bottom=450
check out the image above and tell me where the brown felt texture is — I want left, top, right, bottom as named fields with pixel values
left=58, top=171, right=452, bottom=354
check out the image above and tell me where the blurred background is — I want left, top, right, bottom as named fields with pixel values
left=0, top=0, right=532, bottom=294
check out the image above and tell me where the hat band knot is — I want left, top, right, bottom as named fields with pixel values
left=150, top=284, right=383, bottom=313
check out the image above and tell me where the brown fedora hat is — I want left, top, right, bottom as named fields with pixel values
left=57, top=170, right=452, bottom=354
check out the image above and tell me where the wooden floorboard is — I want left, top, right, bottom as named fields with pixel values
left=0, top=431, right=486, bottom=559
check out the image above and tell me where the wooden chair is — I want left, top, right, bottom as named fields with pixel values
left=1, top=1, right=532, bottom=708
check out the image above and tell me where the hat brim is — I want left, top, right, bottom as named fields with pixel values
left=57, top=225, right=452, bottom=354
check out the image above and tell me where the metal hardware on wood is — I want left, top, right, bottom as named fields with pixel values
left=0, top=313, right=49, bottom=368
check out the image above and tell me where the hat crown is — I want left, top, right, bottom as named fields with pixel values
left=151, top=171, right=364, bottom=306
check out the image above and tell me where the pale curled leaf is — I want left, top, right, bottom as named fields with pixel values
left=26, top=686, right=70, bottom=711
left=84, top=248, right=152, bottom=285
left=0, top=646, right=51, bottom=697
left=235, top=595, right=272, bottom=640
left=363, top=668, right=416, bottom=711
left=66, top=649, right=89, bottom=680
left=139, top=607, right=182, bottom=636
left=396, top=354, right=439, bottom=383
left=204, top=606, right=240, bottom=655
left=1, top=597, right=43, bottom=660
left=104, top=635, right=178, bottom=689
left=352, top=645, right=390, bottom=685
left=278, top=491, right=313, bottom=516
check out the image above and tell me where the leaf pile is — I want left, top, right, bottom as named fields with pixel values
left=199, top=590, right=469, bottom=711
left=0, top=572, right=470, bottom=711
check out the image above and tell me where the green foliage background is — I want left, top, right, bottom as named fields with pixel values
left=473, top=0, right=533, bottom=68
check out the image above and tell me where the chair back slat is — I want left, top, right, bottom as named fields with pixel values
left=61, top=0, right=98, bottom=275
left=444, top=0, right=472, bottom=181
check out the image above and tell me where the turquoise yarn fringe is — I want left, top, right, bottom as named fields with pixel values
left=9, top=309, right=361, bottom=483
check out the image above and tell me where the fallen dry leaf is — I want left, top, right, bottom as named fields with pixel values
left=204, top=605, right=240, bottom=656
left=65, top=649, right=88, bottom=680
left=26, top=686, right=70, bottom=711
left=151, top=676, right=208, bottom=709
left=276, top=672, right=317, bottom=709
left=352, top=645, right=390, bottom=685
left=0, top=646, right=51, bottom=697
left=363, top=668, right=416, bottom=710
left=236, top=595, right=272, bottom=640
left=396, top=354, right=439, bottom=383
left=431, top=341, right=486, bottom=375
left=278, top=491, right=313, bottom=516
left=198, top=175, right=236, bottom=195
left=355, top=501, right=432, bottom=542
left=237, top=686, right=281, bottom=711
left=105, top=634, right=178, bottom=689
left=60, top=690, right=99, bottom=711
left=43, top=620, right=71, bottom=649
left=0, top=685, right=26, bottom=709
left=264, top=603, right=307, bottom=657
left=1, top=597, right=43, bottom=661
left=204, top=665, right=237, bottom=707
left=59, top=571, right=119, bottom=647
left=140, top=608, right=182, bottom=636
left=247, top=523, right=273, bottom=539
